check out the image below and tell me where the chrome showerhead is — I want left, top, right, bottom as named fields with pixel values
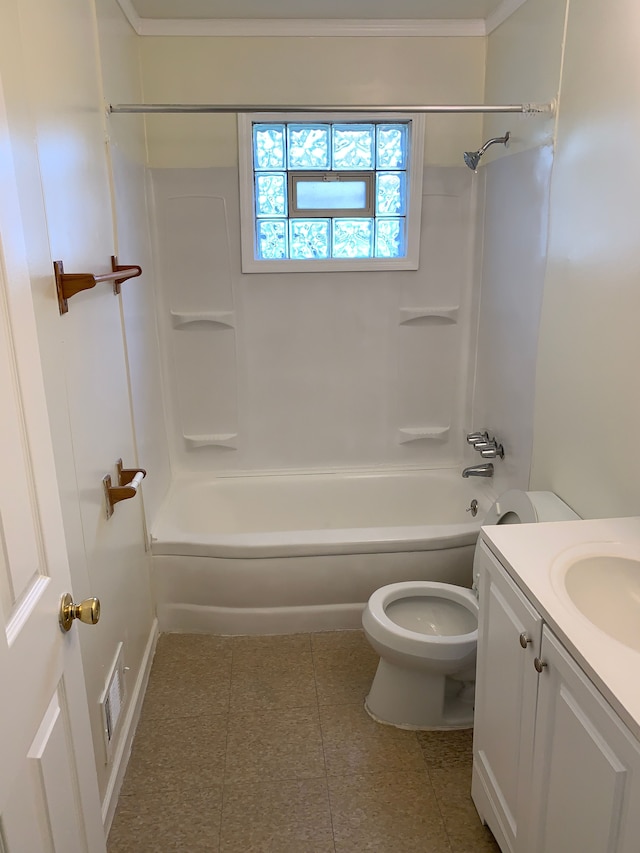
left=463, top=131, right=511, bottom=172
left=463, top=150, right=482, bottom=171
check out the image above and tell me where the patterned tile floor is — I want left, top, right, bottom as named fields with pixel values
left=108, top=631, right=500, bottom=853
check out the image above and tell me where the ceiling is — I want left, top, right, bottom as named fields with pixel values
left=129, top=0, right=508, bottom=21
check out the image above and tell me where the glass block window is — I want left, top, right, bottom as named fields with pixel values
left=239, top=113, right=424, bottom=272
left=252, top=121, right=411, bottom=260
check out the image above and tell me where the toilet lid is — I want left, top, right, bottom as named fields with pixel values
left=385, top=596, right=477, bottom=637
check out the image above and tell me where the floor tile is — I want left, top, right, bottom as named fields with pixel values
left=231, top=633, right=312, bottom=660
left=230, top=635, right=317, bottom=711
left=312, top=630, right=379, bottom=706
left=320, top=702, right=425, bottom=776
left=108, top=785, right=222, bottom=853
left=417, top=728, right=474, bottom=771
left=142, top=633, right=232, bottom=719
left=225, top=705, right=326, bottom=783
left=220, top=778, right=334, bottom=852
left=328, top=770, right=451, bottom=853
left=122, top=712, right=228, bottom=795
left=430, top=766, right=500, bottom=853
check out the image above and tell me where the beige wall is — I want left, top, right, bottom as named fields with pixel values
left=483, top=0, right=566, bottom=160
left=530, top=0, right=640, bottom=517
left=138, top=36, right=486, bottom=167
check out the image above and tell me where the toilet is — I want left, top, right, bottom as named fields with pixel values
left=362, top=489, right=579, bottom=730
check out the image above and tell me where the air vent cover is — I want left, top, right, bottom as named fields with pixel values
left=100, top=642, right=126, bottom=763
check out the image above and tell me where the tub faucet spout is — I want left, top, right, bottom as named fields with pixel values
left=462, top=463, right=494, bottom=478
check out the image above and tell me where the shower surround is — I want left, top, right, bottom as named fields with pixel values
left=150, top=164, right=478, bottom=475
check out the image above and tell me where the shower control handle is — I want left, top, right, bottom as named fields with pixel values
left=467, top=431, right=489, bottom=445
left=481, top=443, right=505, bottom=459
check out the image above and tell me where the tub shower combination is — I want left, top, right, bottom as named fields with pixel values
left=151, top=468, right=494, bottom=635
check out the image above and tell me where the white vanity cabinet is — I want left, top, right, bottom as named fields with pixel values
left=472, top=539, right=640, bottom=853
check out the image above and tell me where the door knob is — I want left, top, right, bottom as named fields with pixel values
left=59, top=593, right=101, bottom=632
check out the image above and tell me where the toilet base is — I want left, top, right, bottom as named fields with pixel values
left=364, top=658, right=475, bottom=730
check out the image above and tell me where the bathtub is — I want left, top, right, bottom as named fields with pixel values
left=150, top=468, right=495, bottom=635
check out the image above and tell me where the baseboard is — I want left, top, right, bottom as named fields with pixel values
left=157, top=602, right=364, bottom=635
left=101, top=618, right=159, bottom=834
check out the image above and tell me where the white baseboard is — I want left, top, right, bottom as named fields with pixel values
left=101, top=618, right=159, bottom=834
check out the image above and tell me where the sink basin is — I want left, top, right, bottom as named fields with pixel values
left=562, top=555, right=640, bottom=652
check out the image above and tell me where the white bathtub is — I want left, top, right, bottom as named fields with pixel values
left=151, top=468, right=495, bottom=635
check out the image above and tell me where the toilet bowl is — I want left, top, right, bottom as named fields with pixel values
left=362, top=489, right=579, bottom=730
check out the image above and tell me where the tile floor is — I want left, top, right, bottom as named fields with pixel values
left=108, top=631, right=500, bottom=853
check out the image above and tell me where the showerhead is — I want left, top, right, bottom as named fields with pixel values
left=463, top=131, right=511, bottom=172
left=464, top=150, right=482, bottom=171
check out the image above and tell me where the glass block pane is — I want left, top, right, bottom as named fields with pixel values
left=287, top=125, right=330, bottom=169
left=332, top=219, right=374, bottom=258
left=376, top=172, right=406, bottom=216
left=332, top=125, right=374, bottom=170
left=295, top=178, right=368, bottom=211
left=289, top=219, right=330, bottom=259
left=257, top=220, right=288, bottom=259
left=375, top=218, right=405, bottom=258
left=256, top=173, right=287, bottom=218
left=376, top=124, right=408, bottom=169
left=253, top=124, right=285, bottom=170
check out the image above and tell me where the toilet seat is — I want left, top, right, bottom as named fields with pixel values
left=363, top=581, right=478, bottom=663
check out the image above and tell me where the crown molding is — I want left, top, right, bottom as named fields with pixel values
left=136, top=18, right=487, bottom=37
left=115, top=0, right=142, bottom=33
left=117, top=0, right=530, bottom=38
left=486, top=0, right=529, bottom=34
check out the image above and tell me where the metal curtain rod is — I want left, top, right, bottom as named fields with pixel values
left=109, top=102, right=554, bottom=115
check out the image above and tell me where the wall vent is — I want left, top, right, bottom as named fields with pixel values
left=100, top=642, right=127, bottom=763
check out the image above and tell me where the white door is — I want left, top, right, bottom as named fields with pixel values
left=0, top=81, right=106, bottom=853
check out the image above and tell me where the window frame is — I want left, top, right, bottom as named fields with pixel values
left=238, top=112, right=425, bottom=273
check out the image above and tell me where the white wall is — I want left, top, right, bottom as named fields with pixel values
left=530, top=0, right=640, bottom=517
left=469, top=0, right=568, bottom=493
left=96, top=0, right=172, bottom=521
left=0, top=0, right=165, bottom=820
left=470, top=144, right=555, bottom=493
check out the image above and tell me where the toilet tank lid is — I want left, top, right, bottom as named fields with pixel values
left=485, top=489, right=580, bottom=525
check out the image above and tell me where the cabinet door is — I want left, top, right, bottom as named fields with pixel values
left=529, top=627, right=640, bottom=853
left=472, top=541, right=542, bottom=853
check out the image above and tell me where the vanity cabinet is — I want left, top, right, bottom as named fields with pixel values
left=472, top=539, right=640, bottom=853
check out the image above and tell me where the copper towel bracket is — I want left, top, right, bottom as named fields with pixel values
left=103, top=459, right=147, bottom=519
left=54, top=255, right=142, bottom=315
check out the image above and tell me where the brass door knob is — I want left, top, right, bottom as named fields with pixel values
left=59, top=593, right=101, bottom=633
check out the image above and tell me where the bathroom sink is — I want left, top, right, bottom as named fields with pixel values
left=561, top=555, right=640, bottom=652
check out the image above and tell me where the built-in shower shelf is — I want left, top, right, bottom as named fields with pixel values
left=397, top=426, right=450, bottom=444
left=170, top=311, right=235, bottom=329
left=399, top=307, right=459, bottom=325
left=184, top=433, right=238, bottom=449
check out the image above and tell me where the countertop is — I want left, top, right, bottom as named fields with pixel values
left=480, top=515, right=640, bottom=740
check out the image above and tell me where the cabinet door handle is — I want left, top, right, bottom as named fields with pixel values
left=519, top=632, right=533, bottom=648
left=534, top=657, right=547, bottom=673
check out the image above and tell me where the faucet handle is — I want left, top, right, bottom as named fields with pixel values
left=480, top=443, right=505, bottom=459
left=467, top=431, right=489, bottom=445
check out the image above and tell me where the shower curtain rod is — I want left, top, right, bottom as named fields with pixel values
left=108, top=102, right=553, bottom=115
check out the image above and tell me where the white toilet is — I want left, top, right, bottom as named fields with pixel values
left=362, top=489, right=579, bottom=730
